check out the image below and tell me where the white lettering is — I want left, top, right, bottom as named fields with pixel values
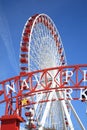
left=21, top=79, right=29, bottom=90
left=50, top=90, right=58, bottom=101
left=65, top=71, right=73, bottom=83
left=6, top=82, right=16, bottom=94
left=83, top=70, right=87, bottom=82
left=80, top=88, right=84, bottom=100
left=80, top=89, right=87, bottom=100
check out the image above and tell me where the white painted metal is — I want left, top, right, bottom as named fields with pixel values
left=24, top=14, right=69, bottom=130
left=68, top=101, right=85, bottom=130
left=22, top=14, right=85, bottom=130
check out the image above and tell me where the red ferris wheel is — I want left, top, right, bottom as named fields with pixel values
left=0, top=14, right=87, bottom=130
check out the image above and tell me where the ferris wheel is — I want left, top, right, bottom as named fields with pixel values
left=19, top=14, right=85, bottom=130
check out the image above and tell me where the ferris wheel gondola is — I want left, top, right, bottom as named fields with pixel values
left=20, top=13, right=72, bottom=130
left=19, top=14, right=84, bottom=130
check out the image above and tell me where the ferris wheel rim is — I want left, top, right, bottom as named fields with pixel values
left=20, top=13, right=69, bottom=129
left=20, top=13, right=67, bottom=74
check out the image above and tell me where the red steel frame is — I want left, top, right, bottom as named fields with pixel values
left=0, top=64, right=87, bottom=130
left=0, top=14, right=86, bottom=130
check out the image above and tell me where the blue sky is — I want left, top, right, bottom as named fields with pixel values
left=0, top=0, right=87, bottom=129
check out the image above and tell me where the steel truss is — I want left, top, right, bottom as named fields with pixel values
left=0, top=64, right=87, bottom=129
left=0, top=12, right=87, bottom=130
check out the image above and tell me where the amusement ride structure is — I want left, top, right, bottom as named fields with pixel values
left=0, top=13, right=87, bottom=130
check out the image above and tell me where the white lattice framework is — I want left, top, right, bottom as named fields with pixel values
left=20, top=14, right=85, bottom=130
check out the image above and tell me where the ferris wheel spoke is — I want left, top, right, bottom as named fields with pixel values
left=20, top=13, right=69, bottom=130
